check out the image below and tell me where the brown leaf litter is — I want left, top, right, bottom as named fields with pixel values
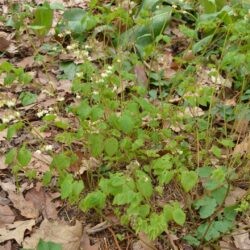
left=8, top=191, right=39, bottom=219
left=25, top=185, right=59, bottom=220
left=23, top=219, right=82, bottom=250
left=0, top=219, right=35, bottom=245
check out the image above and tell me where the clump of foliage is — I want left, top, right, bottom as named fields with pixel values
left=1, top=0, right=249, bottom=248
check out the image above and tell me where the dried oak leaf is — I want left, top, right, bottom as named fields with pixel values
left=26, top=151, right=52, bottom=174
left=233, top=119, right=249, bottom=137
left=16, top=56, right=34, bottom=69
left=0, top=181, right=16, bottom=193
left=134, top=64, right=148, bottom=88
left=80, top=230, right=100, bottom=250
left=225, top=187, right=246, bottom=206
left=23, top=219, right=82, bottom=250
left=132, top=232, right=156, bottom=250
left=8, top=192, right=39, bottom=219
left=233, top=230, right=250, bottom=250
left=0, top=205, right=15, bottom=227
left=0, top=219, right=35, bottom=245
left=25, top=187, right=58, bottom=219
left=0, top=157, right=7, bottom=170
left=233, top=134, right=250, bottom=156
left=0, top=37, right=10, bottom=51
left=0, top=129, right=7, bottom=142
left=0, top=240, right=11, bottom=250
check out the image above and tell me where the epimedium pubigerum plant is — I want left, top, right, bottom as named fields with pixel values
left=1, top=0, right=249, bottom=248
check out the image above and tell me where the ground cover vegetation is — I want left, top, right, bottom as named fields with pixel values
left=0, top=0, right=249, bottom=249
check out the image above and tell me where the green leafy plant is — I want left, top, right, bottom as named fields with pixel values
left=37, top=239, right=62, bottom=250
left=0, top=62, right=33, bottom=85
left=2, top=0, right=249, bottom=248
left=30, top=3, right=54, bottom=36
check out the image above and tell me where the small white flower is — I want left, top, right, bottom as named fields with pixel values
left=42, top=89, right=51, bottom=95
left=37, top=111, right=42, bottom=118
left=35, top=150, right=42, bottom=154
left=44, top=145, right=53, bottom=151
left=84, top=45, right=91, bottom=49
left=6, top=100, right=15, bottom=107
left=117, top=59, right=121, bottom=63
left=9, top=115, right=15, bottom=121
left=65, top=30, right=71, bottom=35
left=93, top=91, right=99, bottom=95
left=37, top=110, right=48, bottom=118
left=97, top=79, right=104, bottom=84
left=107, top=65, right=113, bottom=70
left=83, top=50, right=89, bottom=56
left=57, top=96, right=65, bottom=102
left=15, top=112, right=20, bottom=118
left=156, top=5, right=160, bottom=9
left=76, top=72, right=83, bottom=78
left=58, top=33, right=64, bottom=38
left=2, top=117, right=10, bottom=123
left=67, top=45, right=73, bottom=50
left=101, top=72, right=108, bottom=78
left=172, top=4, right=177, bottom=8
left=76, top=94, right=81, bottom=99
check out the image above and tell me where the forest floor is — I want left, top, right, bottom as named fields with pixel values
left=0, top=0, right=249, bottom=249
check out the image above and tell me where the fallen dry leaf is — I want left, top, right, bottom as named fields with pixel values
left=197, top=67, right=232, bottom=89
left=25, top=187, right=58, bottom=219
left=0, top=129, right=7, bottom=142
left=16, top=56, right=34, bottom=69
left=0, top=157, right=7, bottom=170
left=0, top=205, right=15, bottom=227
left=0, top=219, right=35, bottom=245
left=132, top=232, right=156, bottom=250
left=0, top=196, right=10, bottom=206
left=225, top=187, right=247, bottom=206
left=8, top=192, right=39, bottom=219
left=0, top=240, right=11, bottom=250
left=80, top=230, right=100, bottom=250
left=0, top=36, right=10, bottom=51
left=220, top=236, right=235, bottom=250
left=233, top=230, right=250, bottom=250
left=23, top=219, right=82, bottom=250
left=78, top=157, right=100, bottom=175
left=57, top=79, right=72, bottom=93
left=184, top=107, right=204, bottom=117
left=0, top=181, right=16, bottom=193
left=27, top=151, right=52, bottom=174
left=233, top=134, right=250, bottom=156
left=233, top=119, right=249, bottom=137
left=134, top=64, right=148, bottom=89
left=151, top=49, right=177, bottom=80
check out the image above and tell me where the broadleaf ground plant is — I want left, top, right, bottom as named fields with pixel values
left=0, top=0, right=249, bottom=249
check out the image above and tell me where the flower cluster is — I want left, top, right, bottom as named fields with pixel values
left=1, top=111, right=20, bottom=124
left=0, top=99, right=16, bottom=108
left=42, top=144, right=53, bottom=151
left=66, top=42, right=92, bottom=61
left=37, top=110, right=49, bottom=118
left=97, top=65, right=113, bottom=84
left=57, top=30, right=71, bottom=38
